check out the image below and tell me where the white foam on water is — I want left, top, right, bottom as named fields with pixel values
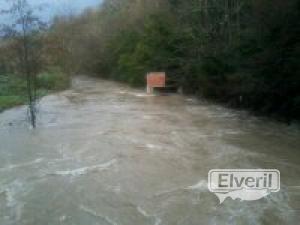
left=105, top=185, right=121, bottom=194
left=186, top=98, right=194, bottom=101
left=137, top=206, right=161, bottom=225
left=145, top=144, right=162, bottom=150
left=59, top=215, right=66, bottom=222
left=154, top=187, right=183, bottom=198
left=0, top=158, right=43, bottom=172
left=135, top=93, right=150, bottom=97
left=4, top=181, right=22, bottom=209
left=49, top=159, right=117, bottom=177
left=185, top=98, right=198, bottom=104
left=208, top=184, right=297, bottom=225
left=80, top=205, right=118, bottom=225
left=137, top=206, right=151, bottom=217
left=127, top=92, right=155, bottom=97
left=0, top=180, right=30, bottom=222
left=186, top=180, right=208, bottom=192
left=142, top=115, right=153, bottom=120
left=185, top=180, right=209, bottom=204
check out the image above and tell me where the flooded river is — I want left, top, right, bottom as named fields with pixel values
left=0, top=76, right=299, bottom=225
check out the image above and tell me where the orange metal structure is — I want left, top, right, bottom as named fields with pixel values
left=146, top=72, right=166, bottom=94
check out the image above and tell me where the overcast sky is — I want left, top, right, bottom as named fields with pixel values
left=0, top=0, right=103, bottom=23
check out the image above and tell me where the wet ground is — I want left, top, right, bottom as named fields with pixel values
left=0, top=76, right=299, bottom=225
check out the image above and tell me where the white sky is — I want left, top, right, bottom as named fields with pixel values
left=0, top=0, right=103, bottom=23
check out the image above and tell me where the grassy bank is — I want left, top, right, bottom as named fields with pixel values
left=0, top=69, right=70, bottom=112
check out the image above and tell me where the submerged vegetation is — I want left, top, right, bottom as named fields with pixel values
left=0, top=74, right=27, bottom=111
left=0, top=70, right=69, bottom=112
left=1, top=0, right=299, bottom=122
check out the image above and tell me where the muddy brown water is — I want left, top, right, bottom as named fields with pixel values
left=0, top=76, right=299, bottom=225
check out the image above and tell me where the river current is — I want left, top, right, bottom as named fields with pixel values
left=0, top=76, right=299, bottom=225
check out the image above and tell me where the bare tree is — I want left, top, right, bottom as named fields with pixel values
left=1, top=0, right=46, bottom=128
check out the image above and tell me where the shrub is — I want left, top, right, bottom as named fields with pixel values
left=37, top=67, right=70, bottom=91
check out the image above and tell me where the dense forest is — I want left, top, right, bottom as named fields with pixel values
left=1, top=0, right=299, bottom=122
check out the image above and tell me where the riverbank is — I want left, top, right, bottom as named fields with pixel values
left=0, top=71, right=70, bottom=112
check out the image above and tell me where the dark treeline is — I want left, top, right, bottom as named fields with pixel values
left=1, top=0, right=300, bottom=121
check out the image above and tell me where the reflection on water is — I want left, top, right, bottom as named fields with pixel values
left=0, top=76, right=299, bottom=225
